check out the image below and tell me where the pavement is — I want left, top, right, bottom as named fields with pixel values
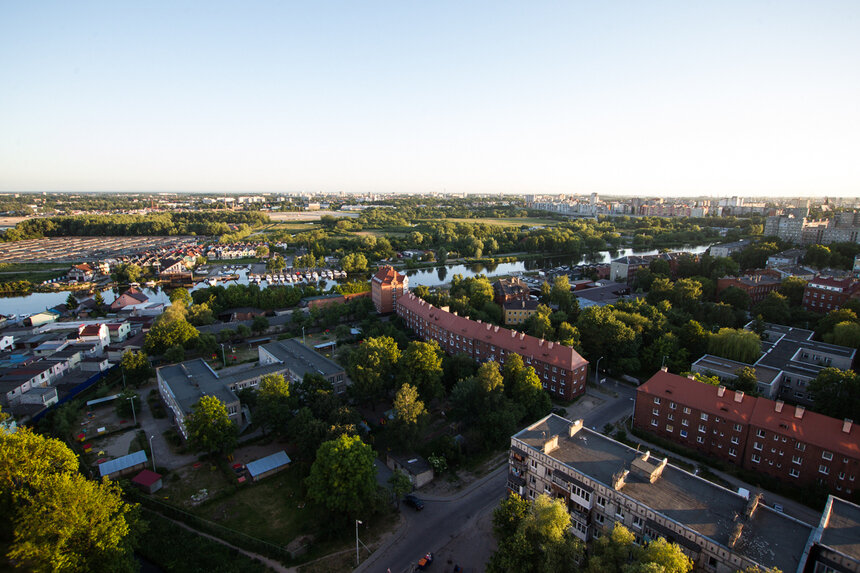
left=134, top=385, right=199, bottom=471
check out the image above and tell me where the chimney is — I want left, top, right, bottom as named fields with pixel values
left=511, top=331, right=516, bottom=338
left=660, top=366, right=668, bottom=372
left=775, top=400, right=784, bottom=413
left=452, top=311, right=457, bottom=316
left=548, top=341, right=554, bottom=349
left=794, top=405, right=805, bottom=419
left=539, top=339, right=545, bottom=346
left=717, top=386, right=726, bottom=397
left=843, top=419, right=853, bottom=433
left=734, top=390, right=744, bottom=403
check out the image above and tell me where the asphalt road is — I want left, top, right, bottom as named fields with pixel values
left=356, top=465, right=508, bottom=573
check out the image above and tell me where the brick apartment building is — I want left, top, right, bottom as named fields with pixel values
left=634, top=370, right=859, bottom=496
left=802, top=275, right=860, bottom=313
left=716, top=271, right=782, bottom=304
left=493, top=277, right=531, bottom=305
left=502, top=299, right=540, bottom=325
left=371, top=265, right=408, bottom=314
left=396, top=293, right=588, bottom=400
left=509, top=414, right=824, bottom=573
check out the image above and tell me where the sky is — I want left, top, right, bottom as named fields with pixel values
left=1, top=2, right=859, bottom=197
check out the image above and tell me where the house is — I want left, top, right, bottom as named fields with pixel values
left=493, top=277, right=531, bottom=305
left=716, top=272, right=782, bottom=304
left=99, top=450, right=148, bottom=480
left=502, top=299, right=540, bottom=325
left=67, top=264, right=94, bottom=282
left=371, top=266, right=408, bottom=314
left=0, top=336, right=15, bottom=352
left=24, top=310, right=60, bottom=327
left=708, top=240, right=751, bottom=259
left=80, top=356, right=110, bottom=372
left=634, top=369, right=859, bottom=493
left=79, top=323, right=110, bottom=351
left=110, top=288, right=149, bottom=311
left=397, top=293, right=588, bottom=401
left=386, top=453, right=434, bottom=489
left=131, top=470, right=163, bottom=494
left=766, top=248, right=807, bottom=268
left=509, top=413, right=841, bottom=573
left=106, top=322, right=131, bottom=343
left=246, top=451, right=291, bottom=482
left=157, top=258, right=186, bottom=276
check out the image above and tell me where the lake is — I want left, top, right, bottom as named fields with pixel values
left=0, top=244, right=711, bottom=316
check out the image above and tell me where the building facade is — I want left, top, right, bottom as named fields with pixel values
left=634, top=370, right=860, bottom=495
left=503, top=299, right=540, bottom=325
left=493, top=277, right=531, bottom=305
left=716, top=272, right=782, bottom=304
left=802, top=276, right=860, bottom=313
left=396, top=293, right=588, bottom=400
left=371, top=266, right=408, bottom=314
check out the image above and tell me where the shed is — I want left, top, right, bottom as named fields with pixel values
left=386, top=452, right=434, bottom=489
left=99, top=450, right=147, bottom=480
left=246, top=450, right=291, bottom=482
left=131, top=469, right=163, bottom=494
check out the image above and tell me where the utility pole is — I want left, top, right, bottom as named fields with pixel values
left=127, top=396, right=137, bottom=426
left=355, top=520, right=362, bottom=566
left=594, top=356, right=603, bottom=384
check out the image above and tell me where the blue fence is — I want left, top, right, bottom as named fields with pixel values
left=30, top=364, right=119, bottom=424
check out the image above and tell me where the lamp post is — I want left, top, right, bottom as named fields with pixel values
left=302, top=326, right=306, bottom=346
left=220, top=343, right=226, bottom=367
left=594, top=356, right=603, bottom=384
left=149, top=435, right=156, bottom=471
left=355, top=520, right=362, bottom=566
left=127, top=396, right=137, bottom=426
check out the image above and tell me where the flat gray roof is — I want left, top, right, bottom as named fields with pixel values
left=261, top=339, right=343, bottom=378
left=821, top=497, right=860, bottom=561
left=692, top=355, right=781, bottom=385
left=514, top=415, right=813, bottom=573
left=158, top=359, right=239, bottom=415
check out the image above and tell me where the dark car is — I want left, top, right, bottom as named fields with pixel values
left=404, top=494, right=425, bottom=511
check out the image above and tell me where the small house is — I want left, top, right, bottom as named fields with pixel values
left=386, top=453, right=434, bottom=489
left=131, top=470, right=163, bottom=494
left=246, top=450, right=291, bottom=482
left=99, top=450, right=147, bottom=480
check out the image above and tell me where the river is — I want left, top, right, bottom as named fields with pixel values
left=0, top=244, right=711, bottom=316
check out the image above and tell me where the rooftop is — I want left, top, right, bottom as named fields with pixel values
left=819, top=497, right=860, bottom=562
left=157, top=359, right=240, bottom=415
left=246, top=450, right=291, bottom=477
left=502, top=299, right=540, bottom=311
left=260, top=339, right=344, bottom=377
left=639, top=370, right=757, bottom=424
left=99, top=450, right=147, bottom=478
left=514, top=414, right=814, bottom=573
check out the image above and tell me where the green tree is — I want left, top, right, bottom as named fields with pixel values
left=808, top=367, right=860, bottom=420
left=120, top=351, right=153, bottom=387
left=388, top=470, right=412, bottom=507
left=0, top=426, right=78, bottom=505
left=164, top=344, right=185, bottom=363
left=476, top=361, right=504, bottom=393
left=266, top=254, right=286, bottom=272
left=187, top=302, right=215, bottom=326
left=401, top=340, right=444, bottom=400
left=586, top=522, right=639, bottom=573
left=93, top=290, right=105, bottom=308
left=236, top=323, right=251, bottom=338
left=779, top=276, right=807, bottom=307
left=185, top=395, right=238, bottom=456
left=816, top=309, right=858, bottom=340
left=720, top=286, right=751, bottom=311
left=672, top=278, right=703, bottom=311
left=804, top=244, right=832, bottom=268
left=144, top=302, right=198, bottom=355
left=256, top=374, right=292, bottom=436
left=251, top=315, right=269, bottom=333
left=169, top=287, right=192, bottom=307
left=830, top=321, right=860, bottom=348
left=348, top=335, right=401, bottom=401
left=733, top=366, right=758, bottom=394
left=752, top=292, right=791, bottom=325
left=708, top=328, right=761, bottom=364
left=306, top=434, right=377, bottom=518
left=638, top=536, right=694, bottom=573
left=255, top=245, right=270, bottom=258
left=65, top=293, right=78, bottom=311
left=341, top=253, right=369, bottom=273
left=393, top=383, right=427, bottom=425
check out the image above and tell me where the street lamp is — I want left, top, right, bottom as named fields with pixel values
left=302, top=326, right=306, bottom=346
left=149, top=435, right=156, bottom=471
left=127, top=396, right=137, bottom=426
left=219, top=343, right=226, bottom=367
left=594, top=356, right=603, bottom=384
left=355, top=520, right=362, bottom=566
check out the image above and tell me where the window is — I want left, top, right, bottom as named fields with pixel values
left=652, top=408, right=660, bottom=415
left=632, top=516, right=644, bottom=529
left=572, top=485, right=591, bottom=502
left=680, top=430, right=688, bottom=438
left=729, top=448, right=737, bottom=457
left=733, top=424, right=742, bottom=432
left=700, top=413, right=708, bottom=421
left=653, top=397, right=661, bottom=405
left=651, top=419, right=658, bottom=427
left=683, top=407, right=691, bottom=414
left=667, top=413, right=674, bottom=421
left=789, top=468, right=800, bottom=478
left=839, top=472, right=846, bottom=480
left=666, top=425, right=673, bottom=433
left=595, top=513, right=605, bottom=524
left=615, top=507, right=625, bottom=520
left=819, top=465, right=830, bottom=475
left=697, top=436, right=704, bottom=444
left=681, top=419, right=689, bottom=427
left=698, top=424, right=706, bottom=433
left=731, top=437, right=739, bottom=445
left=530, top=459, right=538, bottom=469
left=756, top=429, right=766, bottom=438
left=596, top=495, right=606, bottom=508
left=670, top=402, right=676, bottom=410
left=796, top=443, right=806, bottom=452
left=751, top=454, right=761, bottom=463
left=792, top=456, right=802, bottom=465
left=822, top=451, right=833, bottom=461
left=753, top=442, right=763, bottom=451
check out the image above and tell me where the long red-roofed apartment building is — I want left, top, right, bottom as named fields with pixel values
left=396, top=292, right=589, bottom=400
left=371, top=266, right=408, bottom=314
left=634, top=369, right=860, bottom=495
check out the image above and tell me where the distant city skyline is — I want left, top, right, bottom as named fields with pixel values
left=1, top=2, right=859, bottom=197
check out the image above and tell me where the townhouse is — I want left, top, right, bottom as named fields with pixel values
left=396, top=292, right=588, bottom=400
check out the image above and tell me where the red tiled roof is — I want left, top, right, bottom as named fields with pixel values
left=131, top=469, right=162, bottom=487
left=639, top=371, right=859, bottom=459
left=638, top=370, right=756, bottom=424
left=80, top=325, right=103, bottom=336
left=372, top=265, right=405, bottom=286
left=398, top=293, right=587, bottom=370
left=750, top=399, right=859, bottom=460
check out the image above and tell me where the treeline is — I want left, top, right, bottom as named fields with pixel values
left=1, top=211, right=269, bottom=241
left=191, top=282, right=323, bottom=313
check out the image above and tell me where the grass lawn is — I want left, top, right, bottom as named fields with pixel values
left=433, top=217, right=560, bottom=227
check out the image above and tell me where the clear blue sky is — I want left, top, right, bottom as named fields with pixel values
left=1, top=1, right=859, bottom=196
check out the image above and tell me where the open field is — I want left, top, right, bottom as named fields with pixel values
left=430, top=216, right=559, bottom=227
left=268, top=211, right=359, bottom=222
left=0, top=235, right=199, bottom=263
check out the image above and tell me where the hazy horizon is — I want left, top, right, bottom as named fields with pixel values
left=2, top=2, right=859, bottom=197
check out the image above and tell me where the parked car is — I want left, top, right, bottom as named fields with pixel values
left=404, top=494, right=425, bottom=511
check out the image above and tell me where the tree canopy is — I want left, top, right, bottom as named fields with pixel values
left=305, top=434, right=377, bottom=518
left=185, top=395, right=238, bottom=456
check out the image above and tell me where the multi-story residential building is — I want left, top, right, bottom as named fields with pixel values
left=765, top=214, right=860, bottom=246
left=396, top=293, right=588, bottom=400
left=802, top=276, right=860, bottom=313
left=371, top=265, right=408, bottom=314
left=767, top=248, right=807, bottom=268
left=634, top=370, right=860, bottom=494
left=493, top=277, right=531, bottom=305
left=807, top=496, right=860, bottom=573
left=258, top=338, right=348, bottom=394
left=716, top=272, right=782, bottom=304
left=502, top=299, right=539, bottom=325
left=509, top=414, right=815, bottom=573
left=708, top=240, right=751, bottom=259
left=691, top=322, right=855, bottom=403
left=110, top=287, right=149, bottom=311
